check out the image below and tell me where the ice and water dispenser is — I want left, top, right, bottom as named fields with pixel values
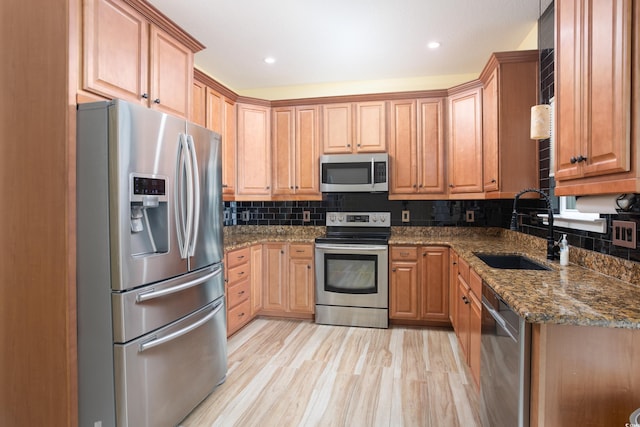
left=130, top=174, right=169, bottom=256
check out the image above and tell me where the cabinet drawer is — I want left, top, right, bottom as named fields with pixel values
left=289, top=244, right=313, bottom=259
left=391, top=246, right=418, bottom=261
left=227, top=279, right=250, bottom=309
left=227, top=298, right=251, bottom=334
left=227, top=263, right=250, bottom=284
left=469, top=268, right=482, bottom=298
left=458, top=257, right=470, bottom=283
left=227, top=247, right=250, bottom=269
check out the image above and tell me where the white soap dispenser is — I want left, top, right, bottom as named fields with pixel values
left=559, top=234, right=569, bottom=266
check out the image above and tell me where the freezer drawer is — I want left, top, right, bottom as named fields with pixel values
left=114, top=298, right=227, bottom=427
left=112, top=264, right=224, bottom=343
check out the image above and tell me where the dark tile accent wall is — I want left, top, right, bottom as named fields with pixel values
left=224, top=0, right=640, bottom=265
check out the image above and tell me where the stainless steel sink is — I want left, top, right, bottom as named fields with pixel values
left=474, top=253, right=552, bottom=271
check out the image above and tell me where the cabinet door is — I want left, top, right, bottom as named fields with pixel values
left=237, top=104, right=271, bottom=197
left=456, top=277, right=470, bottom=356
left=448, top=86, right=483, bottom=193
left=205, top=87, right=223, bottom=133
left=469, top=292, right=482, bottom=389
left=482, top=68, right=499, bottom=191
left=222, top=98, right=236, bottom=197
left=149, top=26, right=193, bottom=118
left=295, top=106, right=321, bottom=195
left=288, top=257, right=314, bottom=314
left=389, top=100, right=418, bottom=194
left=390, top=261, right=419, bottom=319
left=250, top=245, right=263, bottom=316
left=417, top=98, right=446, bottom=193
left=262, top=244, right=287, bottom=311
left=272, top=107, right=295, bottom=196
left=449, top=251, right=459, bottom=327
left=191, top=80, right=206, bottom=127
left=419, top=247, right=449, bottom=322
left=83, top=0, right=149, bottom=104
left=355, top=101, right=387, bottom=152
left=322, top=103, right=353, bottom=154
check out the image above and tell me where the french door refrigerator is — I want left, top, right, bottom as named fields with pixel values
left=76, top=99, right=227, bottom=427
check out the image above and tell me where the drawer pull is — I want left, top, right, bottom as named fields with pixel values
left=296, top=249, right=305, bottom=253
left=400, top=252, right=410, bottom=256
left=238, top=271, right=245, bottom=275
left=238, top=312, right=245, bottom=317
left=462, top=296, right=470, bottom=304
left=237, top=255, right=245, bottom=260
left=238, top=290, right=245, bottom=295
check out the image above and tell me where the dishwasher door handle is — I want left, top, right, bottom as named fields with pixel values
left=482, top=296, right=518, bottom=342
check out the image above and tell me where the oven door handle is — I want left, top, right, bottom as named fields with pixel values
left=315, top=243, right=387, bottom=251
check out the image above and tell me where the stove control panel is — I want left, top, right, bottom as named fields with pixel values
left=326, top=212, right=390, bottom=227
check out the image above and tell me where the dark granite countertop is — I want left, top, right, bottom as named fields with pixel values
left=223, top=226, right=640, bottom=329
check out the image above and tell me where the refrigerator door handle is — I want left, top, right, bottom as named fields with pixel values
left=186, top=134, right=200, bottom=257
left=135, top=265, right=223, bottom=303
left=175, top=134, right=194, bottom=259
left=138, top=299, right=224, bottom=352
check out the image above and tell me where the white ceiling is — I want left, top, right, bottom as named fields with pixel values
left=148, top=0, right=552, bottom=95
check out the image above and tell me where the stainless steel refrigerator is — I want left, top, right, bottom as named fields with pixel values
left=76, top=99, right=227, bottom=427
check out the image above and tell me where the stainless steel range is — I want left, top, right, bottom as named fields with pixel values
left=315, top=212, right=390, bottom=328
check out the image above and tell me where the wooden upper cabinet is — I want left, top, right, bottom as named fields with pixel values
left=236, top=103, right=271, bottom=199
left=555, top=0, right=635, bottom=194
left=322, top=102, right=386, bottom=154
left=389, top=98, right=445, bottom=198
left=83, top=0, right=149, bottom=104
left=447, top=82, right=484, bottom=194
left=272, top=106, right=321, bottom=199
left=204, top=86, right=236, bottom=197
left=479, top=51, right=539, bottom=198
left=82, top=0, right=200, bottom=118
left=322, top=103, right=353, bottom=154
left=148, top=26, right=193, bottom=118
left=355, top=101, right=387, bottom=152
left=191, top=80, right=206, bottom=127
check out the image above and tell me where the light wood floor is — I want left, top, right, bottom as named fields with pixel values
left=180, top=318, right=482, bottom=427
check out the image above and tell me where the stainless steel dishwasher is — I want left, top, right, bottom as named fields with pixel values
left=480, top=282, right=531, bottom=427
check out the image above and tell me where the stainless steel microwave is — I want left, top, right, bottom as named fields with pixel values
left=320, top=153, right=389, bottom=192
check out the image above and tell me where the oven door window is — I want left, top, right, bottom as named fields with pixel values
left=324, top=253, right=378, bottom=294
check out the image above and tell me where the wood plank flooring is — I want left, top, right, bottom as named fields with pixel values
left=180, top=318, right=481, bottom=427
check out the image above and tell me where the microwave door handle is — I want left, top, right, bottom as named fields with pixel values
left=186, top=135, right=200, bottom=257
left=371, top=157, right=375, bottom=188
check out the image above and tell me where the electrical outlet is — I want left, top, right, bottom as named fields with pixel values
left=242, top=211, right=250, bottom=221
left=612, top=220, right=636, bottom=248
left=401, top=210, right=410, bottom=223
left=466, top=210, right=475, bottom=223
left=303, top=210, right=311, bottom=222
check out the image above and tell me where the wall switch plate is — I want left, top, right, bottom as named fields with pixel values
left=303, top=210, right=311, bottom=222
left=242, top=211, right=250, bottom=221
left=466, top=210, right=475, bottom=223
left=401, top=210, right=410, bottom=223
left=612, top=220, right=636, bottom=248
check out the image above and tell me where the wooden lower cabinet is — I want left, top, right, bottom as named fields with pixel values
left=250, top=245, right=263, bottom=316
left=225, top=247, right=252, bottom=336
left=262, top=242, right=314, bottom=318
left=389, top=245, right=449, bottom=325
left=452, top=256, right=481, bottom=389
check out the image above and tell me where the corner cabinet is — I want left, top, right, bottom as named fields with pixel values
left=272, top=106, right=321, bottom=199
left=480, top=51, right=540, bottom=198
left=82, top=0, right=200, bottom=118
left=555, top=0, right=639, bottom=195
left=447, top=81, right=484, bottom=196
left=389, top=245, right=450, bottom=326
left=322, top=101, right=387, bottom=154
left=389, top=97, right=447, bottom=198
left=236, top=103, right=271, bottom=200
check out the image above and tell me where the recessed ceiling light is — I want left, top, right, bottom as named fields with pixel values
left=264, top=57, right=276, bottom=64
left=427, top=41, right=441, bottom=49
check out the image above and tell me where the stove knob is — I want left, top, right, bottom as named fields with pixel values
left=371, top=215, right=378, bottom=222
left=338, top=215, right=345, bottom=222
left=329, top=214, right=336, bottom=222
left=380, top=215, right=387, bottom=223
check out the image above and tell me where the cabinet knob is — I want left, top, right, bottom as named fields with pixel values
left=419, top=184, right=424, bottom=188
left=307, top=265, right=311, bottom=269
left=452, top=261, right=457, bottom=265
left=290, top=186, right=294, bottom=189
left=423, top=252, right=427, bottom=257
left=449, top=184, right=455, bottom=188
left=577, top=155, right=587, bottom=163
left=392, top=268, right=396, bottom=272
left=141, top=93, right=149, bottom=99
left=570, top=156, right=578, bottom=164
left=413, top=184, right=417, bottom=188
left=490, top=179, right=497, bottom=183
left=280, top=250, right=284, bottom=254
left=357, top=144, right=361, bottom=147
left=462, top=296, right=470, bottom=304
left=153, top=98, right=161, bottom=104
left=266, top=186, right=270, bottom=190
left=347, top=144, right=351, bottom=147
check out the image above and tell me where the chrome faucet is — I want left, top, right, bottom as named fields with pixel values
left=510, top=188, right=559, bottom=260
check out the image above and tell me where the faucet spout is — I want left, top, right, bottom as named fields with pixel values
left=511, top=188, right=558, bottom=261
